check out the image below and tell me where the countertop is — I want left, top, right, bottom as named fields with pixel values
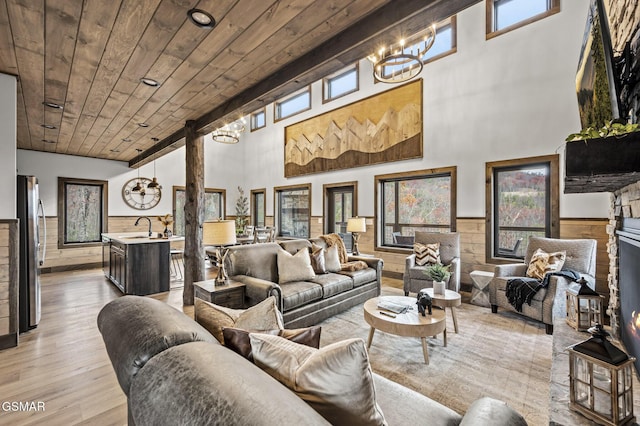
left=102, top=232, right=184, bottom=245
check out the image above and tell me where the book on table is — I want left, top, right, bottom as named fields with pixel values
left=377, top=298, right=411, bottom=314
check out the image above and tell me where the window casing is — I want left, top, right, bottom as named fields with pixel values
left=486, top=0, right=560, bottom=39
left=58, top=177, right=108, bottom=248
left=250, top=108, right=266, bottom=131
left=323, top=64, right=359, bottom=103
left=275, top=184, right=310, bottom=238
left=173, top=186, right=226, bottom=236
left=375, top=168, right=456, bottom=250
left=274, top=87, right=311, bottom=122
left=251, top=188, right=266, bottom=227
left=486, top=155, right=559, bottom=262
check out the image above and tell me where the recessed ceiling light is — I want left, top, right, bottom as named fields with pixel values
left=187, top=8, right=215, bottom=28
left=42, top=101, right=63, bottom=110
left=41, top=139, right=56, bottom=144
left=151, top=137, right=159, bottom=142
left=122, top=137, right=132, bottom=142
left=140, top=77, right=160, bottom=87
left=138, top=122, right=149, bottom=128
left=41, top=124, right=57, bottom=129
left=110, top=149, right=120, bottom=153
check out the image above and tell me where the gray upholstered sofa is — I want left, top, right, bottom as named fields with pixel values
left=222, top=238, right=382, bottom=328
left=98, top=296, right=528, bottom=426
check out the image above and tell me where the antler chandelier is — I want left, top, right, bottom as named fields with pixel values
left=367, top=25, right=436, bottom=84
left=211, top=117, right=246, bottom=144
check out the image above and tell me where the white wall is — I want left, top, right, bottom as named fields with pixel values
left=15, top=1, right=610, bottom=220
left=0, top=73, right=16, bottom=219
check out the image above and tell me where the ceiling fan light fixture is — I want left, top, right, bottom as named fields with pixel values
left=140, top=77, right=160, bottom=87
left=188, top=8, right=215, bottom=28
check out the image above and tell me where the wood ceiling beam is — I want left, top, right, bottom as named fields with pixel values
left=130, top=0, right=481, bottom=167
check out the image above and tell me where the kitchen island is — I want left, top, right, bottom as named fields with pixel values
left=101, top=232, right=183, bottom=295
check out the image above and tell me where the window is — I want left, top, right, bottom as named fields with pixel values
left=275, top=184, right=310, bottom=238
left=323, top=64, right=359, bottom=103
left=375, top=168, right=456, bottom=250
left=486, top=0, right=560, bottom=39
left=172, top=186, right=225, bottom=236
left=58, top=177, right=108, bottom=248
left=250, top=108, right=266, bottom=131
left=274, top=87, right=311, bottom=122
left=251, top=188, right=266, bottom=227
left=486, top=155, right=559, bottom=261
left=378, top=17, right=457, bottom=81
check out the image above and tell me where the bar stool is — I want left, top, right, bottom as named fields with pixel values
left=170, top=249, right=184, bottom=280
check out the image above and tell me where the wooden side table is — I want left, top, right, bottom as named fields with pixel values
left=194, top=279, right=246, bottom=309
left=422, top=288, right=462, bottom=333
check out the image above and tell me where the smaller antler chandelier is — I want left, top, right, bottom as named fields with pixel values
left=367, top=25, right=436, bottom=84
left=211, top=117, right=246, bottom=144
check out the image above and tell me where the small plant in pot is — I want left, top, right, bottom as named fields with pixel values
left=423, top=264, right=451, bottom=295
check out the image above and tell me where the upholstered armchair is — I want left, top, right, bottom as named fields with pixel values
left=404, top=232, right=460, bottom=295
left=489, top=236, right=597, bottom=335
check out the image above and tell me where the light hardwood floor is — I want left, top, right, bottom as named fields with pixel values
left=0, top=268, right=403, bottom=425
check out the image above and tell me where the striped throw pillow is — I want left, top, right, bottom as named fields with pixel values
left=414, top=242, right=440, bottom=266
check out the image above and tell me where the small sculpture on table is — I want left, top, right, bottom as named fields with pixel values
left=416, top=289, right=432, bottom=316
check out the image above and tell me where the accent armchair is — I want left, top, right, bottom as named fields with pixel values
left=489, top=236, right=597, bottom=335
left=404, top=232, right=460, bottom=295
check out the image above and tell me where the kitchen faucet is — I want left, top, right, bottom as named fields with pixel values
left=135, top=216, right=152, bottom=237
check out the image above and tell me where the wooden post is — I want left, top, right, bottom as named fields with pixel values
left=183, top=120, right=205, bottom=305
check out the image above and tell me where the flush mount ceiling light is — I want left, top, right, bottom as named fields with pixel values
left=211, top=117, right=246, bottom=144
left=122, top=137, right=132, bottom=142
left=140, top=77, right=160, bottom=87
left=41, top=123, right=57, bottom=129
left=110, top=149, right=120, bottom=153
left=187, top=8, right=215, bottom=28
left=367, top=24, right=436, bottom=83
left=42, top=101, right=63, bottom=110
left=41, top=139, right=56, bottom=144
left=138, top=122, right=149, bottom=128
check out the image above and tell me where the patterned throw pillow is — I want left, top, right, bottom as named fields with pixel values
left=223, top=326, right=321, bottom=361
left=414, top=242, right=440, bottom=266
left=526, top=248, right=567, bottom=280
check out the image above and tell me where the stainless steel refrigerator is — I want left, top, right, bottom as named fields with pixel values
left=17, top=175, right=46, bottom=332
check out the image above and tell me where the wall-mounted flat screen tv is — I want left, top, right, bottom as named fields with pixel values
left=576, top=0, right=622, bottom=129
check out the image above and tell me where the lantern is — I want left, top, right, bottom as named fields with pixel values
left=568, top=324, right=636, bottom=426
left=566, top=277, right=604, bottom=331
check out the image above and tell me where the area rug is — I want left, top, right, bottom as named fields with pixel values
left=317, top=287, right=552, bottom=426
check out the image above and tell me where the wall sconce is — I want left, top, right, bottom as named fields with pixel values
left=566, top=277, right=605, bottom=331
left=203, top=220, right=237, bottom=285
left=347, top=217, right=366, bottom=256
left=568, top=324, right=636, bottom=426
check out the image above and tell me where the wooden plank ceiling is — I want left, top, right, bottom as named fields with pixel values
left=0, top=0, right=480, bottom=167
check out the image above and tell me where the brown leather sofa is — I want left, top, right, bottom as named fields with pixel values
left=98, top=296, right=528, bottom=426
left=223, top=238, right=382, bottom=328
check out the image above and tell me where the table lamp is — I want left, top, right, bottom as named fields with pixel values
left=347, top=217, right=366, bottom=256
left=203, top=220, right=237, bottom=285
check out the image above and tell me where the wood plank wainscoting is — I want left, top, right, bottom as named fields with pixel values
left=0, top=219, right=19, bottom=349
left=42, top=215, right=609, bottom=296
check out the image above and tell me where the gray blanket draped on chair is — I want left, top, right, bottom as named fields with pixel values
left=506, top=270, right=581, bottom=312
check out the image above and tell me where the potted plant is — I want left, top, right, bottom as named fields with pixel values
left=235, top=186, right=249, bottom=235
left=423, top=264, right=451, bottom=295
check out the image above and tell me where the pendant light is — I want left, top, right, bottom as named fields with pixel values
left=132, top=149, right=143, bottom=192
left=146, top=159, right=161, bottom=189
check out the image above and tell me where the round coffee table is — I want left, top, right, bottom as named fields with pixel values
left=363, top=296, right=446, bottom=365
left=422, top=288, right=462, bottom=333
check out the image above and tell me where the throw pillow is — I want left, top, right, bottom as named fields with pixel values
left=324, top=244, right=341, bottom=272
left=250, top=334, right=386, bottom=426
left=194, top=296, right=283, bottom=343
left=526, top=248, right=567, bottom=280
left=309, top=244, right=327, bottom=274
left=277, top=248, right=316, bottom=284
left=223, top=326, right=321, bottom=361
left=414, top=242, right=440, bottom=266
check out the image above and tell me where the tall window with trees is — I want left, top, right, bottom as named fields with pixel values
left=376, top=167, right=456, bottom=249
left=275, top=184, right=310, bottom=238
left=486, top=155, right=559, bottom=261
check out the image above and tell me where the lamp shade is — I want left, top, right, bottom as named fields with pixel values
left=203, top=220, right=236, bottom=246
left=347, top=217, right=366, bottom=233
